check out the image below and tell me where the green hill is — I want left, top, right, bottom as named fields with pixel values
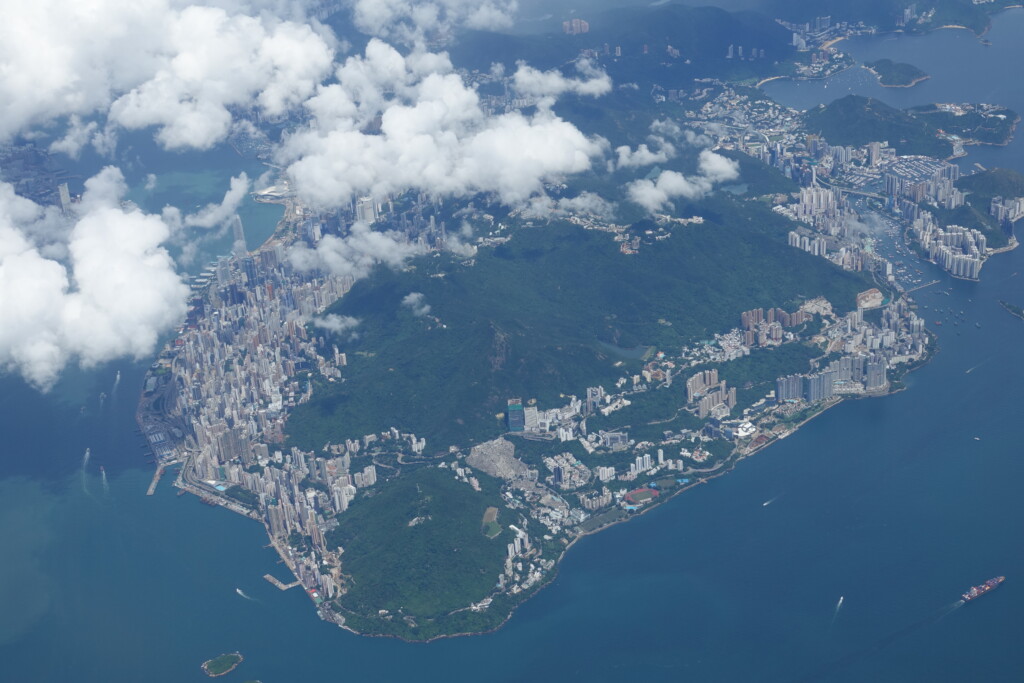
left=804, top=95, right=950, bottom=157
left=908, top=104, right=1018, bottom=145
left=451, top=2, right=794, bottom=84
left=865, top=59, right=928, bottom=87
left=957, top=167, right=1024, bottom=201
left=764, top=0, right=1016, bottom=34
left=286, top=200, right=871, bottom=451
left=326, top=466, right=513, bottom=639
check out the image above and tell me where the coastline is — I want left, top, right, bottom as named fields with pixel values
left=862, top=65, right=930, bottom=88
left=328, top=354, right=937, bottom=642
left=201, top=653, right=243, bottom=677
left=755, top=63, right=856, bottom=89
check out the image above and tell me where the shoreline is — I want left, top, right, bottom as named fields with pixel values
left=201, top=652, right=243, bottom=678
left=862, top=65, right=930, bottom=88
left=329, top=353, right=936, bottom=643
left=755, top=64, right=856, bottom=89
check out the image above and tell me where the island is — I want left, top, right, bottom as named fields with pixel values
left=202, top=653, right=243, bottom=677
left=999, top=300, right=1024, bottom=321
left=129, top=0, right=1024, bottom=643
left=864, top=59, right=929, bottom=87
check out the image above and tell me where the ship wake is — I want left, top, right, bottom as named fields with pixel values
left=797, top=601, right=962, bottom=682
left=80, top=448, right=91, bottom=495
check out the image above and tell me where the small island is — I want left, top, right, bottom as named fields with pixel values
left=999, top=300, right=1024, bottom=321
left=202, top=653, right=243, bottom=677
left=865, top=59, right=930, bottom=87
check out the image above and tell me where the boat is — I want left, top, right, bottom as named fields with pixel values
left=962, top=576, right=1005, bottom=601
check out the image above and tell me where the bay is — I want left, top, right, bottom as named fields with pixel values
left=3, top=12, right=1024, bottom=681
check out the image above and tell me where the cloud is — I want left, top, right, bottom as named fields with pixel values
left=522, top=191, right=615, bottom=220
left=615, top=142, right=674, bottom=169
left=444, top=221, right=477, bottom=257
left=107, top=7, right=335, bottom=150
left=47, top=116, right=99, bottom=160
left=614, top=119, right=715, bottom=170
left=401, top=291, right=431, bottom=316
left=183, top=173, right=251, bottom=229
left=0, top=1, right=335, bottom=150
left=511, top=59, right=612, bottom=100
left=278, top=40, right=606, bottom=209
left=312, top=314, right=361, bottom=334
left=289, top=220, right=424, bottom=281
left=348, top=0, right=518, bottom=42
left=626, top=150, right=739, bottom=213
left=157, top=172, right=252, bottom=266
left=649, top=118, right=711, bottom=147
left=0, top=167, right=189, bottom=389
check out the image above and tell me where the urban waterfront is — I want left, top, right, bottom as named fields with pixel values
left=3, top=12, right=1024, bottom=682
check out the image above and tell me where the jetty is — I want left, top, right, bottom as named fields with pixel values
left=146, top=464, right=165, bottom=496
left=263, top=574, right=301, bottom=590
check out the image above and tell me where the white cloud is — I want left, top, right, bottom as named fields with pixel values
left=522, top=192, right=615, bottom=220
left=108, top=7, right=335, bottom=150
left=289, top=220, right=425, bottom=281
left=615, top=142, right=674, bottom=169
left=157, top=172, right=252, bottom=266
left=0, top=167, right=189, bottom=389
left=0, top=0, right=335, bottom=150
left=649, top=118, right=711, bottom=147
left=48, top=116, right=99, bottom=160
left=312, top=313, right=361, bottom=334
left=279, top=40, right=606, bottom=208
left=348, top=0, right=518, bottom=43
left=401, top=291, right=431, bottom=316
left=183, top=173, right=251, bottom=229
left=626, top=150, right=739, bottom=213
left=511, top=59, right=612, bottom=100
left=444, top=222, right=477, bottom=257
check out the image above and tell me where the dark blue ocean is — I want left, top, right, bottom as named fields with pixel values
left=3, top=11, right=1024, bottom=682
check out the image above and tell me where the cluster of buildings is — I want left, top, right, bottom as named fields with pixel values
left=684, top=82, right=1016, bottom=283
left=909, top=212, right=987, bottom=280
left=991, top=195, right=1024, bottom=226
left=686, top=369, right=738, bottom=419
left=562, top=18, right=589, bottom=35
left=159, top=248, right=352, bottom=481
left=543, top=453, right=591, bottom=490
left=884, top=156, right=964, bottom=212
left=777, top=299, right=926, bottom=408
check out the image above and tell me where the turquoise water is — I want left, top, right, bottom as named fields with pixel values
left=64, top=129, right=284, bottom=272
left=3, top=14, right=1024, bottom=682
left=765, top=8, right=1024, bottom=174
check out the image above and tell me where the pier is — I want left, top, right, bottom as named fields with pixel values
left=905, top=279, right=941, bottom=293
left=146, top=464, right=165, bottom=496
left=263, top=574, right=301, bottom=590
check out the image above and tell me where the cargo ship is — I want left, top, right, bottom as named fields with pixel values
left=962, top=576, right=1005, bottom=602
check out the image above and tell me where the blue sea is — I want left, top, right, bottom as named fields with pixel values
left=3, top=11, right=1024, bottom=682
